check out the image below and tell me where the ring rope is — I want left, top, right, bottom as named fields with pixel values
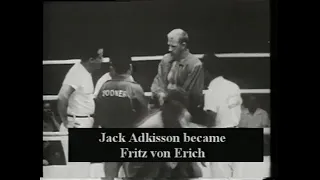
left=43, top=128, right=270, bottom=141
left=43, top=53, right=270, bottom=65
left=43, top=89, right=270, bottom=101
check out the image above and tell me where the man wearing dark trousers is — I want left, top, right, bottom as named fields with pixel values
left=94, top=53, right=148, bottom=179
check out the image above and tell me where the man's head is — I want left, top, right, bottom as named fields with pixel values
left=43, top=102, right=51, bottom=113
left=81, top=48, right=104, bottom=72
left=109, top=53, right=132, bottom=76
left=167, top=29, right=189, bottom=58
left=246, top=95, right=259, bottom=113
left=201, top=53, right=221, bottom=85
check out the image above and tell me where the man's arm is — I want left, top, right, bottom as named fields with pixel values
left=49, top=112, right=60, bottom=131
left=92, top=82, right=108, bottom=128
left=57, top=84, right=75, bottom=128
left=151, top=60, right=167, bottom=105
left=94, top=73, right=111, bottom=98
left=204, top=110, right=217, bottom=127
left=132, top=84, right=149, bottom=122
left=238, top=115, right=248, bottom=128
left=92, top=99, right=101, bottom=128
left=203, top=89, right=218, bottom=127
left=182, top=63, right=204, bottom=106
left=227, top=87, right=243, bottom=124
left=262, top=111, right=271, bottom=127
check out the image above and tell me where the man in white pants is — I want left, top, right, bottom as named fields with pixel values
left=57, top=48, right=103, bottom=171
left=202, top=53, right=244, bottom=178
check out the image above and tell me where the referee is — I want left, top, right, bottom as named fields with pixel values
left=57, top=48, right=103, bottom=167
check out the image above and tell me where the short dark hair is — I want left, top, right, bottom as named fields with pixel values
left=201, top=53, right=221, bottom=75
left=81, top=48, right=104, bottom=62
left=109, top=53, right=132, bottom=74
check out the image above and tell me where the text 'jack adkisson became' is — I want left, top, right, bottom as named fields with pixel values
left=98, top=132, right=227, bottom=143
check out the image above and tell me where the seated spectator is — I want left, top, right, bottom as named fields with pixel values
left=43, top=102, right=66, bottom=165
left=238, top=95, right=270, bottom=128
left=43, top=102, right=60, bottom=132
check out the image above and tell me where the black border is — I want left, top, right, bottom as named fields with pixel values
left=9, top=1, right=43, bottom=178
left=270, top=0, right=278, bottom=178
left=40, top=0, right=282, bottom=178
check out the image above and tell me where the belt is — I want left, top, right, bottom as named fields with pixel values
left=67, top=114, right=94, bottom=118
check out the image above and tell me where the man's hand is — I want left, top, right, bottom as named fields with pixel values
left=57, top=85, right=75, bottom=129
left=43, top=159, right=49, bottom=166
left=62, top=120, right=80, bottom=128
left=158, top=92, right=166, bottom=106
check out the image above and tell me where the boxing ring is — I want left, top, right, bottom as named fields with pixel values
left=43, top=53, right=271, bottom=179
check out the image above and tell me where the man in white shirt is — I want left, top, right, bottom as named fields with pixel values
left=202, top=53, right=243, bottom=178
left=239, top=95, right=270, bottom=128
left=57, top=48, right=103, bottom=167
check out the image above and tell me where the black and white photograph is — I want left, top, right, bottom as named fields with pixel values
left=43, top=0, right=271, bottom=179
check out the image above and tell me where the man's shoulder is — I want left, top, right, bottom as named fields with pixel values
left=241, top=108, right=250, bottom=115
left=207, top=77, right=240, bottom=94
left=129, top=81, right=144, bottom=92
left=103, top=78, right=136, bottom=85
left=187, top=53, right=202, bottom=66
left=69, top=62, right=82, bottom=71
left=66, top=63, right=86, bottom=77
left=224, top=78, right=240, bottom=91
left=105, top=79, right=143, bottom=90
left=256, top=108, right=268, bottom=115
left=63, top=63, right=89, bottom=84
left=99, top=72, right=111, bottom=81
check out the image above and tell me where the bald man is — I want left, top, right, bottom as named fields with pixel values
left=151, top=29, right=204, bottom=121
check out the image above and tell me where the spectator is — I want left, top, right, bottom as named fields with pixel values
left=238, top=95, right=270, bottom=128
left=43, top=102, right=66, bottom=165
left=43, top=102, right=60, bottom=132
